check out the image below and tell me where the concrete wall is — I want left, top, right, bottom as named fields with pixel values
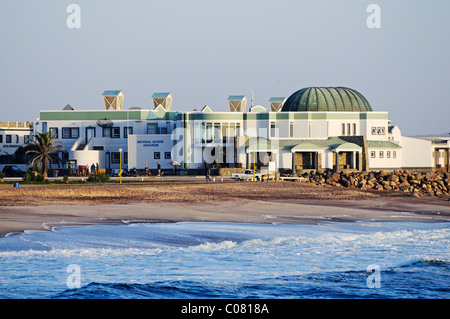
left=400, top=136, right=433, bottom=169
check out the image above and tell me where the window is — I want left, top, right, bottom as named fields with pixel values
left=71, top=128, right=79, bottom=138
left=371, top=151, right=376, bottom=158
left=379, top=151, right=384, bottom=158
left=124, top=127, right=133, bottom=138
left=147, top=123, right=157, bottom=134
left=289, top=122, right=294, bottom=138
left=381, top=127, right=386, bottom=135
left=387, top=151, right=391, bottom=158
left=124, top=152, right=128, bottom=164
left=393, top=151, right=397, bottom=158
left=0, top=135, right=2, bottom=143
left=342, top=124, right=346, bottom=136
left=15, top=135, right=19, bottom=143
left=154, top=152, right=160, bottom=159
left=103, top=127, right=111, bottom=138
left=353, top=123, right=357, bottom=136
left=347, top=124, right=351, bottom=136
left=6, top=135, right=11, bottom=143
left=371, top=127, right=376, bottom=135
left=62, top=128, right=79, bottom=139
left=206, top=123, right=213, bottom=142
left=270, top=122, right=276, bottom=137
left=111, top=127, right=120, bottom=138
left=49, top=128, right=58, bottom=138
left=165, top=152, right=171, bottom=159
left=194, top=122, right=201, bottom=144
left=213, top=123, right=221, bottom=142
left=377, top=127, right=382, bottom=135
left=111, top=152, right=120, bottom=164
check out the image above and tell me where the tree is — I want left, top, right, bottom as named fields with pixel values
left=26, top=132, right=64, bottom=178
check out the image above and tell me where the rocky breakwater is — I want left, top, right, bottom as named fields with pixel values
left=284, top=170, right=450, bottom=199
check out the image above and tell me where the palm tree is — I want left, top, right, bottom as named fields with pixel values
left=26, top=132, right=64, bottom=178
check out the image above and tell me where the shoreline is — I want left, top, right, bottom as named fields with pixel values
left=1, top=198, right=449, bottom=237
left=1, top=182, right=449, bottom=237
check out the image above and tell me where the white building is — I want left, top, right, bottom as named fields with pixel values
left=0, top=121, right=33, bottom=171
left=29, top=87, right=448, bottom=175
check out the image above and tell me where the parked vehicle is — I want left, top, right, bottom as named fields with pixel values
left=2, top=165, right=24, bottom=177
left=231, top=169, right=266, bottom=181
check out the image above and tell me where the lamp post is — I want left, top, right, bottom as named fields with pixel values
left=119, top=148, right=123, bottom=184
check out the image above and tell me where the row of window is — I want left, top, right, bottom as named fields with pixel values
left=370, top=150, right=397, bottom=159
left=49, top=123, right=175, bottom=139
left=194, top=122, right=241, bottom=143
left=371, top=127, right=386, bottom=135
left=0, top=134, right=29, bottom=144
left=276, top=122, right=360, bottom=138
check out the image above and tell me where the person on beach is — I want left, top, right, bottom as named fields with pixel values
left=205, top=167, right=211, bottom=182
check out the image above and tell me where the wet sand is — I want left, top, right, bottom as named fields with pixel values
left=0, top=181, right=449, bottom=236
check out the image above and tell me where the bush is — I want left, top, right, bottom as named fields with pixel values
left=87, top=173, right=110, bottom=183
left=63, top=175, right=69, bottom=183
left=23, top=167, right=45, bottom=183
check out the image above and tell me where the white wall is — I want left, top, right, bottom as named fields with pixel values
left=128, top=134, right=174, bottom=170
left=400, top=137, right=433, bottom=169
left=368, top=148, right=402, bottom=169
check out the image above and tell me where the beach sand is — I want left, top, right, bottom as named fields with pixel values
left=0, top=181, right=449, bottom=236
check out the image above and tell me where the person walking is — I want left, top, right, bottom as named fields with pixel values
left=205, top=166, right=211, bottom=182
left=157, top=162, right=161, bottom=176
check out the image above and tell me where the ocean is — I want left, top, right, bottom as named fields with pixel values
left=0, top=221, right=448, bottom=300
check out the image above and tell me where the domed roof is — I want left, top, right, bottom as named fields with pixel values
left=281, top=87, right=372, bottom=112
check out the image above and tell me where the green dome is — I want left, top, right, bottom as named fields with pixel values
left=281, top=87, right=373, bottom=112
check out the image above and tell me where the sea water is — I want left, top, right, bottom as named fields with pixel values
left=0, top=221, right=448, bottom=299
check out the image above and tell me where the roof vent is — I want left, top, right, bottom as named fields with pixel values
left=152, top=92, right=173, bottom=111
left=102, top=90, right=124, bottom=110
left=228, top=95, right=247, bottom=112
left=269, top=97, right=286, bottom=112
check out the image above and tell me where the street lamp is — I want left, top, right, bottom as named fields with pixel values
left=119, top=148, right=123, bottom=184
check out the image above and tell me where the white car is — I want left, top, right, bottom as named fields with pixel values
left=231, top=169, right=266, bottom=181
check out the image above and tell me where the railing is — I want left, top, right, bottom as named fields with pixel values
left=0, top=121, right=33, bottom=129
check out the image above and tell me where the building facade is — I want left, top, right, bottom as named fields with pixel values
left=28, top=87, right=449, bottom=175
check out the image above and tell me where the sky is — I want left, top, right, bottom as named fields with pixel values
left=0, top=0, right=449, bottom=136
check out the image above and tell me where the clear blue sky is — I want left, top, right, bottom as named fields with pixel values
left=1, top=0, right=449, bottom=136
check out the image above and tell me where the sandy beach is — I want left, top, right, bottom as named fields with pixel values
left=0, top=181, right=449, bottom=236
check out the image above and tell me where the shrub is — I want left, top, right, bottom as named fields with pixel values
left=23, top=167, right=45, bottom=183
left=87, top=173, right=110, bottom=183
left=63, top=175, right=69, bottom=183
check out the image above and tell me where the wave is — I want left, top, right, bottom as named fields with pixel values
left=52, top=260, right=450, bottom=299
left=0, top=247, right=164, bottom=258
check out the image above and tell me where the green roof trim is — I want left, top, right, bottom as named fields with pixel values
left=40, top=109, right=178, bottom=121
left=367, top=140, right=401, bottom=149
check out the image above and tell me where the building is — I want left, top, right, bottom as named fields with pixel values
left=0, top=121, right=33, bottom=171
left=29, top=87, right=448, bottom=175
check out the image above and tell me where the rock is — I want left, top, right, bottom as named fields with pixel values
left=388, top=174, right=399, bottom=182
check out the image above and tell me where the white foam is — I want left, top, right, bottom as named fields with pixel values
left=189, top=240, right=237, bottom=251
